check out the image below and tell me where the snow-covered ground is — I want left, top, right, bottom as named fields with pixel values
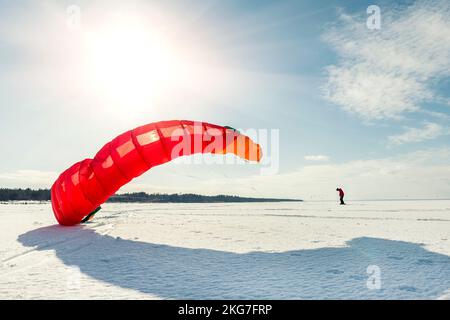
left=1, top=200, right=450, bottom=299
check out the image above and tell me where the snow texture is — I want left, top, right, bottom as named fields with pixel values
left=1, top=201, right=450, bottom=299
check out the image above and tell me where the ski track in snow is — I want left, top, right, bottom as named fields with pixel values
left=1, top=201, right=450, bottom=299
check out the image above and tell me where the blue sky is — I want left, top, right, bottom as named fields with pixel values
left=1, top=0, right=450, bottom=200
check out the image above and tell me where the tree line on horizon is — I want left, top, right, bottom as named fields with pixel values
left=0, top=188, right=50, bottom=201
left=0, top=188, right=301, bottom=203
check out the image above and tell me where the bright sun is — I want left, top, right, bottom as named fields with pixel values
left=83, top=19, right=184, bottom=107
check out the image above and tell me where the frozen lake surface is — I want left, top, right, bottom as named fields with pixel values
left=1, top=201, right=450, bottom=299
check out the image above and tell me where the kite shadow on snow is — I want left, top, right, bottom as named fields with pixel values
left=18, top=225, right=450, bottom=299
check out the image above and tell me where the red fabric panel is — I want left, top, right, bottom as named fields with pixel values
left=51, top=120, right=261, bottom=225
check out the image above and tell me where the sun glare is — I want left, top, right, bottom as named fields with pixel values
left=84, top=19, right=184, bottom=107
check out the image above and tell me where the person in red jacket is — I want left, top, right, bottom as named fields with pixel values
left=336, top=188, right=345, bottom=205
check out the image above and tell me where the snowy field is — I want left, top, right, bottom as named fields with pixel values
left=1, top=200, right=450, bottom=299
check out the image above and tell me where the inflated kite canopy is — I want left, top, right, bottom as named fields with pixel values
left=51, top=120, right=262, bottom=225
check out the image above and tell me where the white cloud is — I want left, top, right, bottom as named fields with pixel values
left=323, top=1, right=450, bottom=120
left=0, top=170, right=57, bottom=189
left=4, top=148, right=450, bottom=201
left=126, top=148, right=450, bottom=200
left=388, top=122, right=449, bottom=145
left=304, top=155, right=330, bottom=161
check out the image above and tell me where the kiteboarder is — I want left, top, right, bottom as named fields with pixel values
left=336, top=188, right=345, bottom=205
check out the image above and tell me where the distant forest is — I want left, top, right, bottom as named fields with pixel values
left=0, top=188, right=50, bottom=201
left=0, top=188, right=301, bottom=203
